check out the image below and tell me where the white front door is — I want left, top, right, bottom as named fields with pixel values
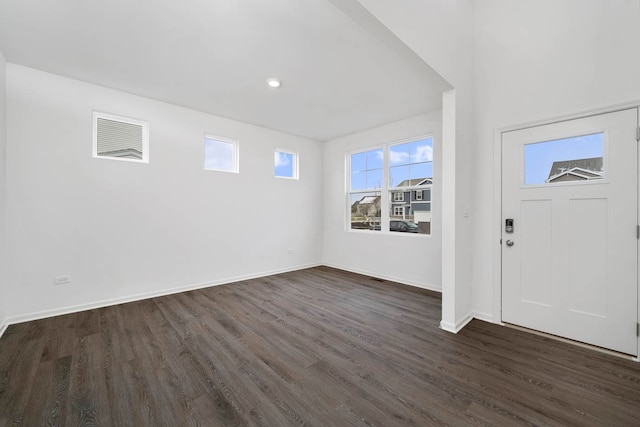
left=502, top=108, right=638, bottom=356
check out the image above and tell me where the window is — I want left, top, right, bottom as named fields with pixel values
left=275, top=150, right=298, bottom=179
left=351, top=148, right=383, bottom=191
left=387, top=138, right=433, bottom=234
left=204, top=134, right=238, bottom=173
left=348, top=137, right=433, bottom=235
left=389, top=138, right=433, bottom=188
left=93, top=112, right=148, bottom=163
left=349, top=148, right=383, bottom=231
left=524, top=132, right=604, bottom=185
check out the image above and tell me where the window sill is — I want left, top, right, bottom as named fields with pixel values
left=347, top=228, right=431, bottom=237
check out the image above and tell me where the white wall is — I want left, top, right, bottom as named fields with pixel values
left=6, top=0, right=634, bottom=334
left=472, top=0, right=640, bottom=321
left=323, top=111, right=442, bottom=290
left=0, top=50, right=7, bottom=332
left=357, top=0, right=475, bottom=329
left=5, top=64, right=323, bottom=321
left=358, top=0, right=640, bottom=327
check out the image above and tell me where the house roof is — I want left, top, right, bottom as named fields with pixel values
left=545, top=157, right=603, bottom=182
left=395, top=178, right=433, bottom=187
left=358, top=196, right=380, bottom=204
left=547, top=157, right=603, bottom=179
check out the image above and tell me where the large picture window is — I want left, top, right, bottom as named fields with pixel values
left=348, top=137, right=433, bottom=235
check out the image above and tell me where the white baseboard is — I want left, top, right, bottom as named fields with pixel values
left=0, top=262, right=447, bottom=341
left=473, top=311, right=495, bottom=324
left=0, top=318, right=8, bottom=339
left=0, top=262, right=500, bottom=342
left=440, top=311, right=499, bottom=333
left=440, top=311, right=474, bottom=333
left=4, top=263, right=321, bottom=329
left=439, top=320, right=457, bottom=333
left=323, top=262, right=442, bottom=293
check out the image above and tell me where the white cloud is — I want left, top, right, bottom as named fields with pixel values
left=413, top=144, right=433, bottom=162
left=389, top=150, right=409, bottom=165
left=275, top=151, right=291, bottom=167
left=205, top=139, right=235, bottom=171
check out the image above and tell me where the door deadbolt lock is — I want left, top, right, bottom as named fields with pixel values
left=505, top=218, right=514, bottom=233
left=506, top=240, right=514, bottom=247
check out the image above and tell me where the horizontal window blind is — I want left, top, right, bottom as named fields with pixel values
left=96, top=117, right=143, bottom=159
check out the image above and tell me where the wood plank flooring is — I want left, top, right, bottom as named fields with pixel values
left=1, top=266, right=639, bottom=426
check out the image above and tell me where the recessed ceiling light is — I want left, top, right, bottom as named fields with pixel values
left=266, top=78, right=282, bottom=88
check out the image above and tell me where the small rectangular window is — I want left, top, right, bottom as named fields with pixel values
left=415, top=190, right=423, bottom=201
left=204, top=134, right=238, bottom=173
left=393, top=192, right=404, bottom=202
left=524, top=133, right=604, bottom=185
left=275, top=150, right=298, bottom=179
left=93, top=112, right=148, bottom=163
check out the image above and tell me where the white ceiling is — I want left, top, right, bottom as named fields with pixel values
left=0, top=0, right=450, bottom=141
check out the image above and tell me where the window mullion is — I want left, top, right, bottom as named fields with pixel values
left=381, top=145, right=390, bottom=232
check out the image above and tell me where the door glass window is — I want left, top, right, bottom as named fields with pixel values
left=524, top=132, right=604, bottom=185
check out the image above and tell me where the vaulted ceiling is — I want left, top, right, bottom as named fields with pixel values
left=0, top=0, right=450, bottom=141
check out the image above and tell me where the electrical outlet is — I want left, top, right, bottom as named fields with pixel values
left=54, top=275, right=71, bottom=285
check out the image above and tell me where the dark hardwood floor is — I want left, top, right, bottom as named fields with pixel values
left=1, top=266, right=639, bottom=426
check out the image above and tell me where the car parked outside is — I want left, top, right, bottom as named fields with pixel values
left=390, top=220, right=419, bottom=233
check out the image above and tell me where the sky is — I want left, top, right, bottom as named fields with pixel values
left=204, top=138, right=296, bottom=177
left=524, top=133, right=603, bottom=185
left=204, top=137, right=235, bottom=171
left=275, top=151, right=294, bottom=178
left=351, top=138, right=433, bottom=190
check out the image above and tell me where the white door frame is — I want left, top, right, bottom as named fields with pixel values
left=492, top=101, right=640, bottom=361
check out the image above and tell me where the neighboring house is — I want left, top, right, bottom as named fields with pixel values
left=351, top=195, right=381, bottom=218
left=546, top=157, right=603, bottom=183
left=350, top=195, right=382, bottom=230
left=390, top=178, right=432, bottom=223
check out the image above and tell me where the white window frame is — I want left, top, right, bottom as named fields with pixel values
left=393, top=192, right=404, bottom=202
left=415, top=190, right=423, bottom=201
left=393, top=206, right=404, bottom=216
left=204, top=133, right=239, bottom=174
left=348, top=146, right=384, bottom=232
left=92, top=111, right=149, bottom=163
left=346, top=134, right=433, bottom=236
left=274, top=149, right=299, bottom=180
